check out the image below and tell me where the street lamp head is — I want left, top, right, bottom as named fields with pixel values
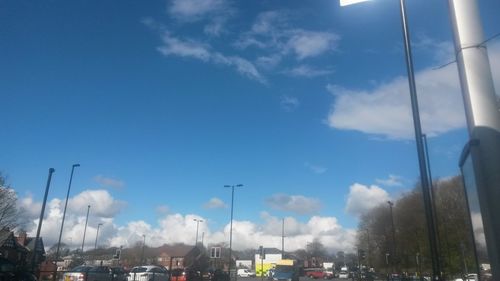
left=340, top=0, right=371, bottom=6
left=236, top=184, right=243, bottom=187
left=73, top=164, right=81, bottom=168
left=224, top=185, right=231, bottom=188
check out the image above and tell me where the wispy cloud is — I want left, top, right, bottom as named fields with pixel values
left=375, top=174, right=404, bottom=187
left=203, top=197, right=227, bottom=209
left=285, top=65, right=333, bottom=78
left=157, top=32, right=265, bottom=83
left=304, top=162, right=327, bottom=174
left=265, top=194, right=322, bottom=215
left=280, top=95, right=300, bottom=112
left=168, top=0, right=227, bottom=21
left=93, top=175, right=125, bottom=189
left=236, top=11, right=340, bottom=61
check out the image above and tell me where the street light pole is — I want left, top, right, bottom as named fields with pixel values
left=194, top=218, right=204, bottom=245
left=94, top=223, right=103, bottom=250
left=387, top=201, right=397, bottom=274
left=55, top=164, right=80, bottom=264
left=398, top=1, right=442, bottom=279
left=282, top=218, right=285, bottom=257
left=141, top=234, right=146, bottom=264
left=31, top=168, right=55, bottom=271
left=224, top=184, right=243, bottom=279
left=339, top=0, right=443, bottom=275
left=449, top=0, right=500, bottom=278
left=81, top=205, right=90, bottom=252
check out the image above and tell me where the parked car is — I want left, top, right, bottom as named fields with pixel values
left=111, top=267, right=129, bottom=281
left=170, top=268, right=186, bottom=281
left=63, top=265, right=113, bottom=281
left=237, top=269, right=254, bottom=277
left=454, top=273, right=478, bottom=281
left=305, top=269, right=325, bottom=279
left=128, top=265, right=169, bottom=281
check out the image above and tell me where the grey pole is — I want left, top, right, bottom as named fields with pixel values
left=31, top=168, right=55, bottom=272
left=281, top=218, right=285, bottom=256
left=94, top=223, right=103, bottom=250
left=194, top=219, right=204, bottom=245
left=81, top=205, right=90, bottom=252
left=398, top=1, right=441, bottom=279
left=141, top=234, right=146, bottom=264
left=225, top=184, right=243, bottom=280
left=448, top=0, right=500, bottom=278
left=55, top=164, right=80, bottom=263
left=387, top=201, right=397, bottom=274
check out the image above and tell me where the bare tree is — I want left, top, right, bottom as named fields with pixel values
left=0, top=172, right=21, bottom=230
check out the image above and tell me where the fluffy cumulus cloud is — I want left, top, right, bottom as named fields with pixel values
left=286, top=30, right=339, bottom=60
left=265, top=194, right=322, bottom=215
left=345, top=183, right=390, bottom=217
left=18, top=189, right=127, bottom=248
left=203, top=197, right=227, bottom=209
left=326, top=41, right=500, bottom=139
left=16, top=191, right=355, bottom=253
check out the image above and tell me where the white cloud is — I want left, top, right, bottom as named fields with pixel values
left=68, top=190, right=127, bottom=218
left=156, top=205, right=171, bottom=215
left=326, top=41, right=500, bottom=140
left=265, top=194, right=322, bottom=215
left=304, top=162, right=327, bottom=174
left=345, top=183, right=390, bottom=217
left=286, top=30, right=339, bottom=60
left=17, top=192, right=355, bottom=253
left=286, top=65, right=333, bottom=78
left=157, top=32, right=265, bottom=83
left=280, top=95, right=300, bottom=112
left=203, top=197, right=227, bottom=209
left=93, top=175, right=125, bottom=189
left=158, top=33, right=211, bottom=61
left=169, top=0, right=226, bottom=21
left=375, top=174, right=404, bottom=187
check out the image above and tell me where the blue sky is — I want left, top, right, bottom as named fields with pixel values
left=1, top=0, right=499, bottom=253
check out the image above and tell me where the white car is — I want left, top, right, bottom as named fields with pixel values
left=338, top=271, right=349, bottom=279
left=237, top=269, right=254, bottom=277
left=128, top=265, right=169, bottom=281
left=454, top=274, right=478, bottom=281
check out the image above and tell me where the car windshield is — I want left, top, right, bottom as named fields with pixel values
left=3, top=1, right=499, bottom=281
left=131, top=267, right=147, bottom=273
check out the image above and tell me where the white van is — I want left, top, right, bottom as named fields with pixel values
left=237, top=269, right=253, bottom=277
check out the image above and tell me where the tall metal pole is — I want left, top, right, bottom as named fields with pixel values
left=225, top=184, right=243, bottom=280
left=94, top=223, right=103, bottom=250
left=387, top=201, right=397, bottom=274
left=194, top=219, right=204, bottom=245
left=55, top=164, right=80, bottom=263
left=449, top=0, right=500, bottom=278
left=81, top=205, right=90, bottom=252
left=282, top=218, right=285, bottom=256
left=141, top=234, right=146, bottom=264
left=31, top=168, right=55, bottom=271
left=398, top=1, right=441, bottom=279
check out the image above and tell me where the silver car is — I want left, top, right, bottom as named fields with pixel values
left=63, top=265, right=113, bottom=281
left=127, top=265, right=169, bottom=281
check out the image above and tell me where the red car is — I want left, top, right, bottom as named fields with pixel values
left=305, top=269, right=325, bottom=279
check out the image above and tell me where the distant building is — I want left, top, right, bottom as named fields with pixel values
left=254, top=248, right=282, bottom=277
left=0, top=229, right=28, bottom=267
left=155, top=244, right=204, bottom=269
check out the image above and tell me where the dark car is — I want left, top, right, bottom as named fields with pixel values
left=111, top=267, right=129, bottom=281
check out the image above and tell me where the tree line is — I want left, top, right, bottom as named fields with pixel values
left=355, top=175, right=477, bottom=279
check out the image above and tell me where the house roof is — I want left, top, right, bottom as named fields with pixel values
left=156, top=244, right=197, bottom=257
left=255, top=248, right=282, bottom=255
